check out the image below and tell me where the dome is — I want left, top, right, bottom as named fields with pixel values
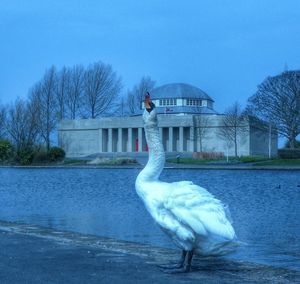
left=134, top=82, right=217, bottom=116
left=151, top=83, right=214, bottom=102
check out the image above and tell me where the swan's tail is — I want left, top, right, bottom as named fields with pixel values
left=196, top=237, right=241, bottom=256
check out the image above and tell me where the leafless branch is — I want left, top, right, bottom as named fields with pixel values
left=82, top=61, right=122, bottom=118
left=5, top=98, right=39, bottom=150
left=218, top=102, right=247, bottom=157
left=248, top=70, right=300, bottom=148
left=126, top=76, right=156, bottom=115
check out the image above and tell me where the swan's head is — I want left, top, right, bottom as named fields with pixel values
left=145, top=92, right=155, bottom=113
left=143, top=92, right=157, bottom=126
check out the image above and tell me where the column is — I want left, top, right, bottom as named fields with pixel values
left=196, top=127, right=201, bottom=152
left=138, top=127, right=143, bottom=152
left=117, top=128, right=123, bottom=152
left=189, top=126, right=195, bottom=152
left=127, top=128, right=132, bottom=152
left=159, top=127, right=163, bottom=141
left=179, top=126, right=184, bottom=152
left=108, top=128, right=113, bottom=152
left=168, top=127, right=173, bottom=152
left=98, top=128, right=103, bottom=152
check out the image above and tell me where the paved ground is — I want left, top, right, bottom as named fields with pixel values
left=0, top=221, right=299, bottom=284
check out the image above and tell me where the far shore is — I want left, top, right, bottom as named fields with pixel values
left=1, top=162, right=300, bottom=171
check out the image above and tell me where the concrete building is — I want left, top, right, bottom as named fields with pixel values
left=58, top=83, right=277, bottom=158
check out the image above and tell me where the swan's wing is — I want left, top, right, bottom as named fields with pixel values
left=154, top=206, right=196, bottom=248
left=164, top=181, right=235, bottom=241
left=141, top=181, right=196, bottom=246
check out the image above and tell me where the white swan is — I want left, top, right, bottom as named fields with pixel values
left=135, top=93, right=237, bottom=273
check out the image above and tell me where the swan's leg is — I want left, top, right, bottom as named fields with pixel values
left=159, top=250, right=194, bottom=273
left=178, top=250, right=187, bottom=268
left=183, top=250, right=194, bottom=272
left=158, top=250, right=187, bottom=269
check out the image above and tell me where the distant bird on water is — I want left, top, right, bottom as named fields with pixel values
left=135, top=93, right=237, bottom=273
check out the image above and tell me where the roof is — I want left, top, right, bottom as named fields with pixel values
left=150, top=83, right=214, bottom=102
left=134, top=106, right=217, bottom=116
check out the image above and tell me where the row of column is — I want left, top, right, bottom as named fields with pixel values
left=98, top=126, right=195, bottom=153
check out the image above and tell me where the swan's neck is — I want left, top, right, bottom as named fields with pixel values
left=138, top=120, right=165, bottom=182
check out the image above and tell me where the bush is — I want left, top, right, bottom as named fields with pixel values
left=47, top=147, right=65, bottom=162
left=192, top=152, right=224, bottom=160
left=278, top=149, right=300, bottom=159
left=0, top=140, right=13, bottom=161
left=32, top=149, right=49, bottom=163
left=115, top=157, right=137, bottom=165
left=87, top=157, right=137, bottom=165
left=284, top=140, right=300, bottom=149
left=16, top=148, right=34, bottom=165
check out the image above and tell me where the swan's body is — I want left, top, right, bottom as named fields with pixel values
left=135, top=103, right=236, bottom=272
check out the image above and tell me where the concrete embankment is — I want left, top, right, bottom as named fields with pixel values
left=0, top=221, right=299, bottom=284
left=1, top=163, right=300, bottom=170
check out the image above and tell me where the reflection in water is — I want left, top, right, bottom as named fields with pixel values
left=0, top=168, right=299, bottom=271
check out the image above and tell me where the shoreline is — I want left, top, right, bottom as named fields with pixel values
left=0, top=220, right=299, bottom=283
left=1, top=163, right=300, bottom=170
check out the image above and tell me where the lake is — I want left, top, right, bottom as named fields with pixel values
left=0, top=167, right=299, bottom=271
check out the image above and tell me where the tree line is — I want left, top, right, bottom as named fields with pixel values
left=0, top=61, right=155, bottom=158
left=0, top=61, right=299, bottom=163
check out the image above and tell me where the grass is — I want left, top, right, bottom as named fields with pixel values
left=167, top=156, right=267, bottom=165
left=166, top=158, right=218, bottom=164
left=63, top=158, right=138, bottom=166
left=237, top=156, right=267, bottom=163
left=167, top=156, right=300, bottom=166
left=63, top=159, right=87, bottom=165
left=96, top=158, right=137, bottom=165
left=253, top=159, right=300, bottom=166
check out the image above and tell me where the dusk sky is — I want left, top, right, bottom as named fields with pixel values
left=0, top=0, right=300, bottom=112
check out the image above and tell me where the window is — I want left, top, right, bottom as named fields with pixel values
left=159, top=99, right=177, bottom=106
left=186, top=99, right=202, bottom=106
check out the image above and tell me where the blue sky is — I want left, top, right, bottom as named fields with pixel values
left=0, top=0, right=300, bottom=112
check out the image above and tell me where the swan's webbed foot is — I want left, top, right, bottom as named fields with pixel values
left=158, top=263, right=183, bottom=269
left=158, top=250, right=186, bottom=269
left=160, top=264, right=191, bottom=274
left=159, top=250, right=193, bottom=274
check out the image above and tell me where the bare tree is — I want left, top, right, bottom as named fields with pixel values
left=218, top=102, right=246, bottom=157
left=55, top=66, right=70, bottom=120
left=0, top=104, right=7, bottom=139
left=244, top=106, right=276, bottom=158
left=127, top=76, right=156, bottom=115
left=66, top=65, right=84, bottom=119
left=194, top=115, right=209, bottom=152
left=30, top=66, right=57, bottom=151
left=6, top=98, right=39, bottom=150
left=82, top=61, right=122, bottom=118
left=248, top=70, right=300, bottom=148
left=113, top=96, right=127, bottom=117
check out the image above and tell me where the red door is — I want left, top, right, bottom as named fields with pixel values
left=135, top=138, right=138, bottom=152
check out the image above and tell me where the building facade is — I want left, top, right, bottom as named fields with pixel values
left=58, top=83, right=278, bottom=157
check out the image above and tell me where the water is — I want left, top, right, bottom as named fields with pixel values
left=0, top=167, right=299, bottom=271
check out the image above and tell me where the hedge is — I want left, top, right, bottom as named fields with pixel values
left=0, top=140, right=13, bottom=161
left=278, top=149, right=300, bottom=159
left=47, top=147, right=65, bottom=161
